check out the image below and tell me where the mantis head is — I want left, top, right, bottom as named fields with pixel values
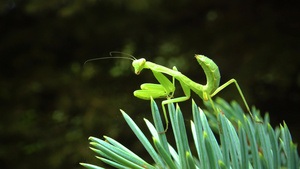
left=132, top=58, right=146, bottom=75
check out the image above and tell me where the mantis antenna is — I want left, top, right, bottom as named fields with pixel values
left=109, top=51, right=137, bottom=60
left=83, top=52, right=136, bottom=65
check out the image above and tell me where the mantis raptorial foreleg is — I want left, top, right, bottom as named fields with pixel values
left=133, top=70, right=175, bottom=100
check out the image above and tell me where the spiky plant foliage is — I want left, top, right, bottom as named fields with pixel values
left=80, top=97, right=299, bottom=169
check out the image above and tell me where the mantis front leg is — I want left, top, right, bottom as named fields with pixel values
left=134, top=70, right=175, bottom=100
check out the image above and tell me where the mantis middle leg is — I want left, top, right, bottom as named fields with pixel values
left=160, top=81, right=191, bottom=133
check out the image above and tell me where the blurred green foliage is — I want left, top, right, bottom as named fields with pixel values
left=0, top=0, right=299, bottom=168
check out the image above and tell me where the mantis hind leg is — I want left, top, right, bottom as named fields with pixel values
left=210, top=79, right=262, bottom=123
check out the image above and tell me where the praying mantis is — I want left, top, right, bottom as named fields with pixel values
left=85, top=53, right=262, bottom=133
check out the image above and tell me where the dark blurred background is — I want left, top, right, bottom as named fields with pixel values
left=0, top=0, right=299, bottom=168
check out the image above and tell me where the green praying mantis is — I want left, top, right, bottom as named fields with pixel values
left=85, top=53, right=262, bottom=133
